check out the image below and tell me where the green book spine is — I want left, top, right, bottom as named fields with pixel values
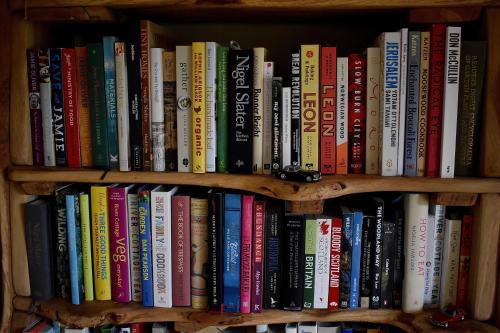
left=103, top=36, right=119, bottom=169
left=303, top=217, right=316, bottom=309
left=87, top=43, right=109, bottom=168
left=216, top=46, right=228, bottom=172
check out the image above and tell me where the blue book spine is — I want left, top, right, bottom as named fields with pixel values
left=404, top=31, right=421, bottom=176
left=66, top=194, right=84, bottom=304
left=223, top=193, right=241, bottom=313
left=103, top=36, right=119, bottom=169
left=138, top=189, right=154, bottom=306
left=349, top=211, right=363, bottom=308
left=341, top=329, right=353, bottom=333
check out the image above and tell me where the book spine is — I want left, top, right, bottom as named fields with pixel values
left=253, top=47, right=266, bottom=174
left=340, top=211, right=352, bottom=309
left=228, top=49, right=254, bottom=173
left=224, top=194, right=242, bottom=313
left=206, top=42, right=217, bottom=172
left=55, top=188, right=70, bottom=298
left=392, top=208, right=404, bottom=308
left=417, top=32, right=430, bottom=176
left=140, top=22, right=152, bottom=171
left=426, top=24, right=446, bottom=177
left=252, top=200, right=265, bottom=313
left=303, top=217, right=317, bottom=309
left=66, top=194, right=84, bottom=304
left=365, top=48, right=380, bottom=175
left=282, top=215, right=304, bottom=310
left=424, top=205, right=445, bottom=308
left=327, top=218, right=341, bottom=310
left=91, top=185, right=111, bottom=300
left=50, top=48, right=67, bottom=166
left=150, top=48, right=165, bottom=172
left=191, top=198, right=209, bottom=309
left=264, top=202, right=282, bottom=309
left=87, top=43, right=109, bottom=168
left=282, top=87, right=292, bottom=167
left=440, top=219, right=462, bottom=308
left=300, top=45, right=320, bottom=171
left=207, top=192, right=222, bottom=310
left=163, top=51, right=177, bottom=171
left=320, top=47, right=336, bottom=175
left=271, top=77, right=283, bottom=174
left=262, top=61, right=274, bottom=174
left=216, top=46, right=229, bottom=173
left=127, top=37, right=143, bottom=171
left=380, top=221, right=395, bottom=308
left=192, top=42, right=206, bottom=173
left=38, top=49, right=56, bottom=166
left=108, top=187, right=131, bottom=303
left=79, top=193, right=94, bottom=301
left=347, top=54, right=366, bottom=174
left=336, top=58, right=348, bottom=175
left=291, top=49, right=301, bottom=166
left=456, top=214, right=473, bottom=308
left=115, top=42, right=131, bottom=171
left=75, top=47, right=92, bottom=167
left=359, top=217, right=372, bottom=308
left=240, top=195, right=254, bottom=313
left=138, top=189, right=154, bottom=306
left=176, top=45, right=192, bottom=172
left=103, top=37, right=119, bottom=169
left=349, top=212, right=362, bottom=309
left=128, top=192, right=142, bottom=302
left=370, top=200, right=383, bottom=309
left=314, top=218, right=331, bottom=309
left=26, top=49, right=44, bottom=165
left=398, top=28, right=408, bottom=176
left=172, top=195, right=191, bottom=307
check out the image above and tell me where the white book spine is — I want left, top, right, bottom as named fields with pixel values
left=365, top=47, right=381, bottom=175
left=115, top=42, right=131, bottom=171
left=440, top=219, right=462, bottom=309
left=176, top=46, right=193, bottom=172
left=150, top=48, right=165, bottom=171
left=285, top=324, right=298, bottom=333
left=253, top=48, right=266, bottom=174
left=313, top=218, right=331, bottom=309
left=299, top=323, right=317, bottom=333
left=423, top=214, right=435, bottom=305
left=127, top=192, right=142, bottom=302
left=379, top=32, right=401, bottom=176
left=428, top=204, right=445, bottom=307
left=402, top=193, right=428, bottom=313
left=262, top=62, right=274, bottom=175
left=336, top=57, right=348, bottom=174
left=440, top=27, right=461, bottom=178
left=282, top=87, right=292, bottom=167
left=397, top=28, right=408, bottom=176
left=40, top=81, right=56, bottom=166
left=205, top=42, right=217, bottom=172
left=151, top=190, right=169, bottom=307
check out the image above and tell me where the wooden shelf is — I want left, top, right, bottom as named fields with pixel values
left=8, top=166, right=500, bottom=201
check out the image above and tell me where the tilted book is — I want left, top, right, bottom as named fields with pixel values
left=38, top=49, right=56, bottom=166
left=253, top=47, right=267, bottom=174
left=115, top=42, right=131, bottom=171
left=191, top=197, right=209, bottom=309
left=336, top=57, right=348, bottom=175
left=176, top=45, right=192, bottom=172
left=417, top=32, right=430, bottom=176
left=103, top=36, right=119, bottom=169
left=205, top=42, right=217, bottom=172
left=26, top=49, right=44, bottom=165
left=50, top=48, right=67, bottom=166
left=163, top=51, right=177, bottom=171
left=240, top=195, right=254, bottom=313
left=224, top=193, right=242, bottom=313
left=365, top=48, right=380, bottom=175
left=150, top=47, right=166, bottom=172
left=320, top=47, right=336, bottom=175
left=440, top=219, right=462, bottom=308
left=347, top=53, right=366, bottom=174
left=192, top=42, right=206, bottom=173
left=172, top=194, right=191, bottom=307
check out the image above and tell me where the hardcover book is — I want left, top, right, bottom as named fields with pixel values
left=207, top=191, right=223, bottom=310
left=38, top=49, right=56, bottom=166
left=103, top=36, right=119, bottom=169
left=176, top=45, right=192, bottom=172
left=66, top=192, right=85, bottom=304
left=282, top=214, right=305, bottom=310
left=216, top=46, right=229, bottom=172
left=79, top=193, right=94, bottom=301
left=417, top=32, right=430, bottom=176
left=252, top=199, right=266, bottom=313
left=240, top=195, right=254, bottom=313
left=163, top=51, right=177, bottom=171
left=191, top=197, right=209, bottom=309
left=365, top=48, right=380, bottom=175
left=314, top=217, right=332, bottom=309
left=150, top=47, right=166, bottom=172
left=320, top=47, right=336, bottom=175
left=336, top=57, right=348, bottom=175
left=440, top=219, right=462, bottom=308
left=26, top=49, right=44, bottom=165
left=172, top=194, right=192, bottom=307
left=303, top=216, right=317, bottom=309
left=253, top=47, right=267, bottom=174
left=291, top=48, right=301, bottom=166
left=271, top=77, right=283, bottom=174
left=49, top=48, right=67, bottom=166
left=223, top=192, right=241, bottom=313
left=264, top=200, right=283, bottom=309
left=127, top=186, right=142, bottom=302
left=328, top=217, right=342, bottom=309
left=115, top=42, right=131, bottom=171
left=347, top=54, right=366, bottom=174
left=192, top=42, right=206, bottom=173
left=206, top=42, right=217, bottom=172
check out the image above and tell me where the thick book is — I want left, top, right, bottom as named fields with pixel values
left=282, top=87, right=292, bottom=167
left=216, top=46, right=229, bottom=173
left=49, top=48, right=67, bottom=166
left=336, top=57, right=348, bottom=175
left=424, top=204, right=445, bottom=308
left=426, top=24, right=447, bottom=177
left=224, top=193, right=241, bottom=313
left=191, top=197, right=209, bottom=309
left=75, top=47, right=92, bottom=168
left=163, top=51, right=177, bottom=171
left=115, top=42, right=131, bottom=171
left=347, top=54, right=366, bottom=174
left=79, top=193, right=94, bottom=301
left=54, top=185, right=71, bottom=299
left=365, top=48, right=380, bottom=175
left=25, top=198, right=55, bottom=301
left=127, top=186, right=142, bottom=302
left=328, top=217, right=342, bottom=309
left=207, top=191, right=223, bottom=311
left=398, top=28, right=409, bottom=176
left=62, top=48, right=81, bottom=168
left=404, top=31, right=421, bottom=177
left=103, top=36, right=119, bottom=169
left=339, top=207, right=353, bottom=309
left=175, top=45, right=192, bottom=172
left=66, top=192, right=84, bottom=304
left=380, top=221, right=395, bottom=308
left=192, top=42, right=206, bottom=173
left=282, top=215, right=305, bottom=310
left=440, top=219, right=462, bottom=308
left=350, top=210, right=363, bottom=309
left=228, top=49, right=254, bottom=174
left=359, top=216, right=373, bottom=308
left=206, top=42, right=217, bottom=172
left=271, top=77, right=283, bottom=174
left=151, top=47, right=166, bottom=172
left=291, top=48, right=301, bottom=166
left=172, top=194, right=191, bottom=307
left=370, top=197, right=384, bottom=309
left=253, top=47, right=267, bottom=174
left=264, top=200, right=283, bottom=309
left=457, top=214, right=473, bottom=308
left=38, top=49, right=56, bottom=166
left=320, top=47, right=336, bottom=175
left=252, top=199, right=266, bottom=313
left=300, top=45, right=320, bottom=171
left=26, top=49, right=44, bottom=165
left=455, top=41, right=487, bottom=177
left=303, top=217, right=316, bottom=309
left=417, top=32, right=430, bottom=176
left=314, top=217, right=332, bottom=309
left=262, top=61, right=274, bottom=174
left=240, top=195, right=254, bottom=313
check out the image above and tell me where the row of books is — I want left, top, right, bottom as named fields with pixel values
left=26, top=22, right=486, bottom=178
left=21, top=320, right=169, bottom=333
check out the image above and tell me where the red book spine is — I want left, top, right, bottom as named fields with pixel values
left=131, top=323, right=145, bottom=333
left=172, top=195, right=191, bottom=306
left=456, top=214, right=473, bottom=308
left=320, top=47, right=337, bottom=175
left=61, top=48, right=81, bottom=167
left=240, top=195, right=254, bottom=313
left=328, top=217, right=342, bottom=309
left=251, top=200, right=265, bottom=313
left=426, top=24, right=446, bottom=177
left=140, top=21, right=152, bottom=171
left=26, top=49, right=44, bottom=166
left=347, top=53, right=366, bottom=174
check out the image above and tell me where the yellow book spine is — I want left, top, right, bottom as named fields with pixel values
left=190, top=198, right=208, bottom=309
left=79, top=193, right=94, bottom=301
left=192, top=42, right=206, bottom=173
left=301, top=45, right=320, bottom=171
left=91, top=185, right=111, bottom=300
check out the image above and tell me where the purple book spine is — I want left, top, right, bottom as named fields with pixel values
left=251, top=200, right=265, bottom=313
left=27, top=49, right=44, bottom=165
left=108, top=186, right=132, bottom=303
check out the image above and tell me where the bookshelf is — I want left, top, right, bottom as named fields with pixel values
left=2, top=1, right=500, bottom=332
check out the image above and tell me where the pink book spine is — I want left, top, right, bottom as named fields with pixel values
left=172, top=195, right=191, bottom=306
left=108, top=187, right=131, bottom=303
left=240, top=195, right=254, bottom=314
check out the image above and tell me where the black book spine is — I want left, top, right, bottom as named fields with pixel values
left=381, top=221, right=395, bottom=308
left=290, top=48, right=301, bottom=166
left=25, top=199, right=55, bottom=301
left=339, top=211, right=352, bottom=309
left=264, top=200, right=283, bottom=309
left=126, top=32, right=144, bottom=171
left=392, top=208, right=404, bottom=308
left=360, top=216, right=373, bottom=308
left=282, top=214, right=304, bottom=310
left=50, top=48, right=67, bottom=166
left=271, top=77, right=283, bottom=174
left=370, top=197, right=383, bottom=309
left=54, top=187, right=70, bottom=298
left=228, top=49, right=253, bottom=173
left=207, top=192, right=224, bottom=311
